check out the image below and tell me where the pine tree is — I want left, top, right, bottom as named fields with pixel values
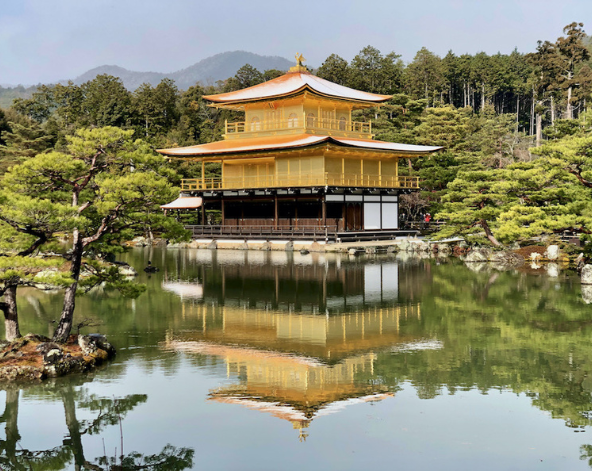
left=414, top=106, right=471, bottom=149
left=0, top=117, right=54, bottom=173
left=2, top=127, right=188, bottom=342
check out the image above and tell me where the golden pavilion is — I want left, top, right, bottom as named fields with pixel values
left=158, top=55, right=441, bottom=241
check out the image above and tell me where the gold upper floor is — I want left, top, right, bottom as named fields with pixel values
left=224, top=95, right=373, bottom=140
left=181, top=150, right=419, bottom=191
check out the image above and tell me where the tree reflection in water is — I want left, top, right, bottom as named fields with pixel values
left=0, top=384, right=194, bottom=470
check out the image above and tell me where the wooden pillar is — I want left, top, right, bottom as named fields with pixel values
left=342, top=202, right=347, bottom=232
left=221, top=198, right=225, bottom=226
left=321, top=194, right=326, bottom=228
left=294, top=200, right=298, bottom=229
left=201, top=160, right=205, bottom=189
left=201, top=200, right=206, bottom=225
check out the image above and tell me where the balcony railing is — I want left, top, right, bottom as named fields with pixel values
left=181, top=173, right=419, bottom=191
left=224, top=115, right=372, bottom=138
left=185, top=224, right=340, bottom=241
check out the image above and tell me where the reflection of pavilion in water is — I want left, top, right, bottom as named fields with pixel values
left=162, top=253, right=432, bottom=439
left=162, top=250, right=403, bottom=312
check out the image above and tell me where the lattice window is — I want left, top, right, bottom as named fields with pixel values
left=250, top=116, right=260, bottom=131
left=288, top=113, right=298, bottom=128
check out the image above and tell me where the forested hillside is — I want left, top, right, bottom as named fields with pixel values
left=0, top=84, right=39, bottom=109
left=71, top=51, right=294, bottom=90
left=0, top=51, right=293, bottom=107
left=1, top=22, right=592, bottom=248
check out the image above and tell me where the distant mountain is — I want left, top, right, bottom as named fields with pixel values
left=170, top=51, right=293, bottom=88
left=72, top=65, right=166, bottom=90
left=72, top=51, right=294, bottom=90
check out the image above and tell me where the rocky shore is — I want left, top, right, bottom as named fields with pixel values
left=126, top=235, right=592, bottom=303
left=0, top=333, right=116, bottom=382
left=126, top=235, right=588, bottom=277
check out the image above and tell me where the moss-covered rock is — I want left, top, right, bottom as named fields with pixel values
left=0, top=333, right=116, bottom=383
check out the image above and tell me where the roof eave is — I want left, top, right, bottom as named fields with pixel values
left=157, top=140, right=328, bottom=159
left=204, top=85, right=391, bottom=108
left=157, top=138, right=443, bottom=159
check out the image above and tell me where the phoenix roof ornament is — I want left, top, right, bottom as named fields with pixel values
left=295, top=52, right=306, bottom=67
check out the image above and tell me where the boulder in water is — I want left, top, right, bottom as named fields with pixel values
left=118, top=264, right=138, bottom=277
left=575, top=253, right=585, bottom=272
left=582, top=265, right=592, bottom=285
left=544, top=245, right=560, bottom=261
left=348, top=248, right=364, bottom=256
left=464, top=248, right=492, bottom=263
left=490, top=251, right=525, bottom=270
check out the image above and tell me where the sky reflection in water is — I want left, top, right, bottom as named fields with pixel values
left=1, top=248, right=592, bottom=470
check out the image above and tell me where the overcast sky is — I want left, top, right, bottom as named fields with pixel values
left=1, top=0, right=590, bottom=85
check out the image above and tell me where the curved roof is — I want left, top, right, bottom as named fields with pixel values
left=203, top=71, right=391, bottom=105
left=160, top=196, right=202, bottom=209
left=157, top=134, right=441, bottom=158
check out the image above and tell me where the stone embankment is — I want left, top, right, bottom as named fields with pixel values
left=126, top=236, right=327, bottom=253
left=0, top=333, right=116, bottom=382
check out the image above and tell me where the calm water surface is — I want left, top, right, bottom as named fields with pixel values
left=2, top=248, right=592, bottom=470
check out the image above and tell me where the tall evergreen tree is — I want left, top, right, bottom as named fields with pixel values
left=316, top=54, right=350, bottom=85
left=0, top=109, right=10, bottom=146
left=234, top=64, right=264, bottom=89
left=52, top=81, right=84, bottom=128
left=350, top=46, right=403, bottom=94
left=80, top=75, right=132, bottom=127
left=0, top=117, right=54, bottom=172
left=404, top=47, right=445, bottom=106
left=556, top=22, right=590, bottom=119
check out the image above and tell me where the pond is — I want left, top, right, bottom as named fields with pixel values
left=2, top=248, right=592, bottom=470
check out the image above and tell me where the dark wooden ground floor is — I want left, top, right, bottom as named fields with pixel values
left=171, top=187, right=419, bottom=241
left=183, top=187, right=404, bottom=232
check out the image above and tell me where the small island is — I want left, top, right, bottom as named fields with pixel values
left=0, top=333, right=115, bottom=382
